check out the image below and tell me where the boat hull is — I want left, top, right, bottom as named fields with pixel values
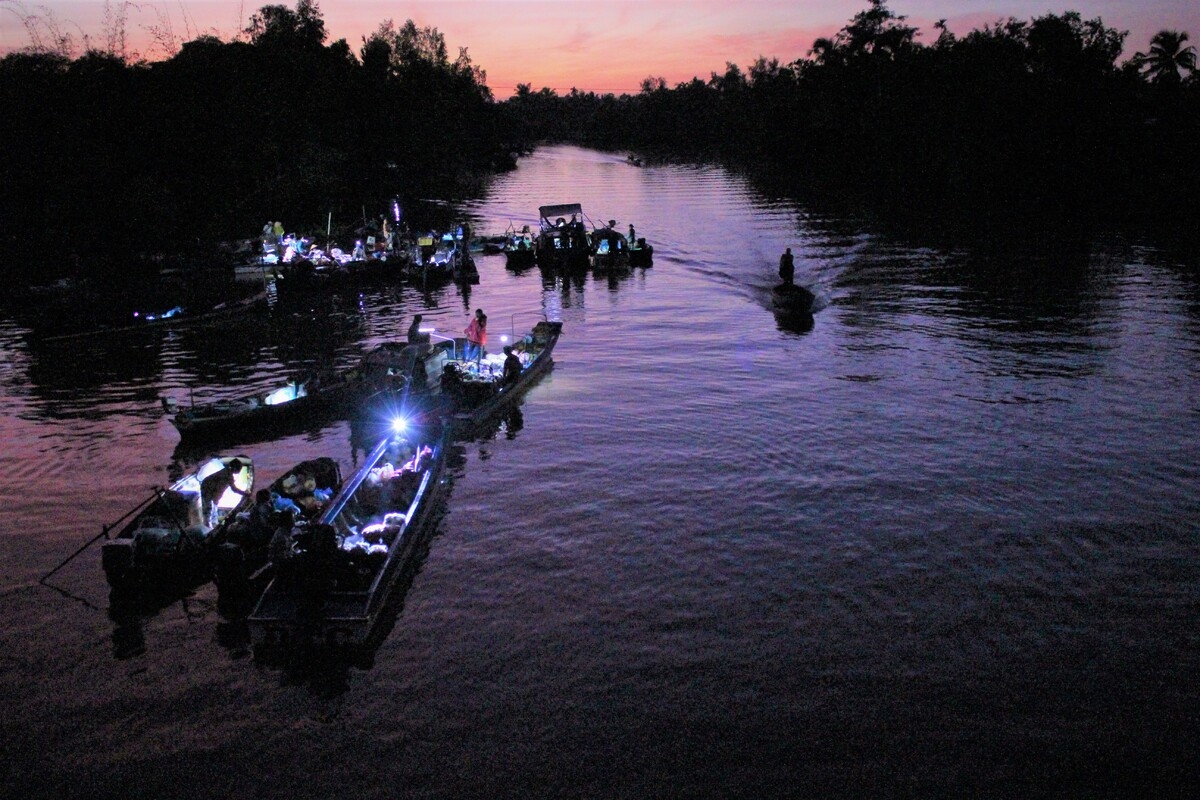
left=771, top=283, right=815, bottom=315
left=101, top=456, right=254, bottom=592
left=168, top=382, right=360, bottom=442
left=247, top=426, right=448, bottom=650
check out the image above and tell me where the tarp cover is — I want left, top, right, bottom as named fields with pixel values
left=538, top=203, right=583, bottom=221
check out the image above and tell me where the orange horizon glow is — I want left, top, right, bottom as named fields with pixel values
left=1, top=2, right=1197, bottom=97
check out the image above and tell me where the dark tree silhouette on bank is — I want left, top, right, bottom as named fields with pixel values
left=1132, top=30, right=1198, bottom=86
left=0, top=1, right=513, bottom=284
left=500, top=2, right=1198, bottom=241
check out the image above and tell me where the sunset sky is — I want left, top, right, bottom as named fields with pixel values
left=2, top=1, right=1198, bottom=95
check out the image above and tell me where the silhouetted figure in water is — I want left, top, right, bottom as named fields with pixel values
left=778, top=247, right=795, bottom=286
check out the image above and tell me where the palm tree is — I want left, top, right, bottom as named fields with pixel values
left=1132, top=30, right=1197, bottom=85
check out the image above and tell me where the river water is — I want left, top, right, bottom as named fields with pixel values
left=2, top=145, right=1198, bottom=798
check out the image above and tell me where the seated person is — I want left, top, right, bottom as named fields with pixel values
left=440, top=363, right=463, bottom=410
left=502, top=346, right=523, bottom=386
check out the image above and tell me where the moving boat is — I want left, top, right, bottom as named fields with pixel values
left=211, top=457, right=343, bottom=613
left=771, top=283, right=816, bottom=315
left=247, top=419, right=449, bottom=649
left=535, top=203, right=590, bottom=270
left=101, top=456, right=255, bottom=591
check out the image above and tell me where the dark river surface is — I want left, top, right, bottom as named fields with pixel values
left=2, top=145, right=1199, bottom=798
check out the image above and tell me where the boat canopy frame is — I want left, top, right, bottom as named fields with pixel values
left=538, top=203, right=583, bottom=229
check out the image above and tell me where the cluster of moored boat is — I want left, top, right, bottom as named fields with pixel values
left=501, top=203, right=654, bottom=273
left=262, top=227, right=481, bottom=294
left=91, top=197, right=660, bottom=654
left=104, top=311, right=564, bottom=652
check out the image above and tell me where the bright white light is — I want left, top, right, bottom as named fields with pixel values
left=391, top=417, right=407, bottom=433
left=419, top=327, right=435, bottom=333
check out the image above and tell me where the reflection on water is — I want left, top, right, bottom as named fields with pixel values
left=2, top=145, right=1199, bottom=797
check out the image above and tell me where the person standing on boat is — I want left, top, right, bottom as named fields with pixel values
left=464, top=308, right=487, bottom=363
left=629, top=223, right=636, bottom=244
left=201, top=459, right=249, bottom=529
left=778, top=247, right=795, bottom=286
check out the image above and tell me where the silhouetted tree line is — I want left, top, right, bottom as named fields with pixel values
left=0, top=1, right=516, bottom=282
left=507, top=2, right=1199, bottom=237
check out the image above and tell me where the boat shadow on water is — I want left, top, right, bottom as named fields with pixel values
left=106, top=584, right=215, bottom=659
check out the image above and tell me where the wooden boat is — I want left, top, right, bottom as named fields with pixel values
left=535, top=203, right=590, bottom=270
left=434, top=319, right=562, bottom=435
left=101, top=456, right=255, bottom=591
left=247, top=421, right=448, bottom=649
left=210, top=457, right=343, bottom=613
left=771, top=283, right=816, bottom=315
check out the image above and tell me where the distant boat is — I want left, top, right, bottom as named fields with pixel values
left=589, top=224, right=631, bottom=271
left=502, top=226, right=537, bottom=271
left=41, top=289, right=268, bottom=342
left=535, top=203, right=590, bottom=270
left=629, top=237, right=654, bottom=267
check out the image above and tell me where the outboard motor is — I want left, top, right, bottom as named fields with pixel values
left=101, top=539, right=135, bottom=588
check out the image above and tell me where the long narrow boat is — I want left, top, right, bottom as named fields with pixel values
left=247, top=419, right=448, bottom=649
left=101, top=456, right=255, bottom=592
left=162, top=371, right=360, bottom=441
left=42, top=289, right=268, bottom=342
left=210, top=457, right=343, bottom=613
left=163, top=342, right=422, bottom=442
left=435, top=319, right=563, bottom=436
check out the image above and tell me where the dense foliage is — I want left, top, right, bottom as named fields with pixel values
left=0, top=2, right=515, bottom=281
left=2, top=1, right=1196, bottom=284
left=507, top=2, right=1199, bottom=236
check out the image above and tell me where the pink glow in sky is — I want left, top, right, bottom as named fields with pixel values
left=2, top=1, right=1198, bottom=96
